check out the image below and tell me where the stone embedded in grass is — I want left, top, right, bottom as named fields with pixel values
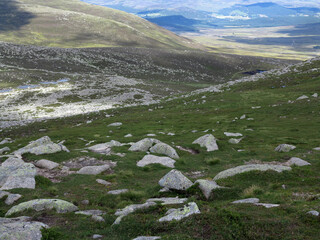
left=96, top=179, right=112, bottom=186
left=5, top=199, right=78, bottom=217
left=232, top=198, right=260, bottom=204
left=14, top=136, right=69, bottom=155
left=113, top=202, right=156, bottom=224
left=0, top=216, right=48, bottom=240
left=213, top=164, right=292, bottom=181
left=307, top=210, right=319, bottom=216
left=133, top=237, right=161, bottom=240
left=0, top=157, right=37, bottom=190
left=137, top=155, right=176, bottom=168
left=296, top=95, right=309, bottom=100
left=93, top=234, right=103, bottom=239
left=88, top=140, right=122, bottom=155
left=129, top=138, right=161, bottom=152
left=312, top=93, right=318, bottom=98
left=313, top=147, right=320, bottom=151
left=75, top=210, right=106, bottom=216
left=124, top=134, right=133, bottom=138
left=34, top=159, right=59, bottom=170
left=0, top=190, right=22, bottom=205
left=285, top=157, right=311, bottom=167
left=146, top=197, right=188, bottom=205
left=228, top=138, right=243, bottom=144
left=77, top=165, right=110, bottom=175
left=224, top=132, right=243, bottom=137
left=0, top=138, right=14, bottom=145
left=195, top=180, right=224, bottom=199
left=275, top=144, right=296, bottom=152
left=108, top=189, right=128, bottom=195
left=158, top=170, right=193, bottom=191
left=158, top=202, right=200, bottom=222
left=192, top=134, right=218, bottom=152
left=254, top=203, right=280, bottom=208
left=92, top=215, right=105, bottom=222
left=108, top=122, right=122, bottom=127
left=0, top=147, right=10, bottom=155
left=150, top=143, right=179, bottom=159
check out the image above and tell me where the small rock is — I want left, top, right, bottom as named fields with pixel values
left=232, top=198, right=260, bottom=204
left=96, top=179, right=112, bottom=186
left=137, top=155, right=176, bottom=168
left=285, top=157, right=311, bottom=166
left=34, top=159, right=59, bottom=170
left=129, top=138, right=161, bottom=152
left=146, top=197, right=188, bottom=205
left=76, top=210, right=105, bottom=216
left=167, top=132, right=175, bottom=136
left=296, top=95, right=309, bottom=100
left=158, top=170, right=193, bottom=191
left=92, top=215, right=105, bottom=222
left=93, top=234, right=103, bottom=239
left=125, top=134, right=133, bottom=138
left=0, top=190, right=22, bottom=205
left=0, top=147, right=10, bottom=154
left=312, top=93, right=318, bottom=98
left=108, top=189, right=128, bottom=195
left=81, top=200, right=90, bottom=205
left=275, top=144, right=296, bottom=152
left=307, top=210, right=319, bottom=216
left=254, top=203, right=280, bottom=208
left=228, top=138, right=243, bottom=144
left=146, top=134, right=157, bottom=137
left=313, top=147, right=320, bottom=151
left=133, top=237, right=161, bottom=240
left=108, top=122, right=122, bottom=127
left=195, top=180, right=224, bottom=199
left=158, top=202, right=200, bottom=222
left=114, top=202, right=156, bottom=224
left=77, top=165, right=110, bottom=175
left=150, top=143, right=179, bottom=159
left=224, top=132, right=242, bottom=137
left=192, top=134, right=218, bottom=152
left=88, top=141, right=122, bottom=155
left=240, top=114, right=246, bottom=119
left=0, top=138, right=13, bottom=145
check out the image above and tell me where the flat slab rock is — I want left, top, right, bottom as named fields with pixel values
left=63, top=157, right=116, bottom=169
left=108, top=189, right=128, bottom=195
left=192, top=134, right=218, bottom=152
left=129, top=138, right=161, bottom=152
left=114, top=202, right=156, bottom=224
left=232, top=198, right=279, bottom=208
left=159, top=170, right=193, bottom=191
left=108, top=122, right=122, bottom=127
left=88, top=140, right=122, bottom=154
left=133, top=237, right=161, bottom=240
left=213, top=164, right=292, bottom=180
left=77, top=165, right=110, bottom=175
left=307, top=210, right=319, bottom=216
left=224, top=132, right=243, bottom=137
left=6, top=199, right=78, bottom=217
left=0, top=216, right=48, bottom=240
left=150, top=143, right=179, bottom=159
left=285, top=157, right=311, bottom=167
left=76, top=210, right=106, bottom=216
left=0, top=157, right=37, bottom=190
left=274, top=144, right=296, bottom=152
left=137, top=155, right=176, bottom=168
left=96, top=179, right=112, bottom=186
left=0, top=190, right=22, bottom=205
left=146, top=197, right=188, bottom=205
left=158, top=202, right=200, bottom=222
left=14, top=136, right=69, bottom=155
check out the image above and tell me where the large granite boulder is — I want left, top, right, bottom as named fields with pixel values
left=129, top=138, right=161, bottom=152
left=213, top=164, right=292, bottom=181
left=158, top=170, right=193, bottom=191
left=193, top=134, right=218, bottom=152
left=0, top=157, right=37, bottom=190
left=150, top=143, right=179, bottom=159
left=158, top=202, right=200, bottom=222
left=6, top=199, right=78, bottom=217
left=14, top=136, right=69, bottom=155
left=0, top=216, right=48, bottom=240
left=137, top=155, right=176, bottom=168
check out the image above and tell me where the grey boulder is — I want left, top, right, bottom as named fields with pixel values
left=274, top=144, right=296, bottom=152
left=150, top=143, right=179, bottom=159
left=0, top=216, right=48, bottom=240
left=34, top=159, right=59, bottom=170
left=14, top=136, right=69, bottom=155
left=159, top=170, right=193, bottom=191
left=146, top=197, right=188, bottom=205
left=6, top=199, right=78, bottom=216
left=195, top=180, right=224, bottom=199
left=0, top=147, right=10, bottom=155
left=114, top=202, right=156, bottom=224
left=307, top=210, right=319, bottom=216
left=88, top=140, right=122, bottom=155
left=158, top=202, right=200, bottom=222
left=0, top=190, right=22, bottom=205
left=137, top=155, right=176, bottom=168
left=192, top=134, right=218, bottom=152
left=129, top=138, right=161, bottom=152
left=133, top=237, right=161, bottom=240
left=213, top=164, right=291, bottom=181
left=77, top=165, right=110, bottom=175
left=285, top=157, right=311, bottom=167
left=232, top=198, right=260, bottom=204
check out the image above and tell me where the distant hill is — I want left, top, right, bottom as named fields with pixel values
left=0, top=0, right=200, bottom=49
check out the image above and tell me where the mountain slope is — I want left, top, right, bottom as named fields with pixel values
left=0, top=0, right=199, bottom=49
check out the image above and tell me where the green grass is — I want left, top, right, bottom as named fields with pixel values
left=1, top=58, right=320, bottom=239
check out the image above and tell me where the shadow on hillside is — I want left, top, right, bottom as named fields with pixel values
left=0, top=0, right=34, bottom=32
left=277, top=23, right=320, bottom=36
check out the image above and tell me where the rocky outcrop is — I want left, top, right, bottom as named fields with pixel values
left=192, top=134, right=218, bottom=152
left=285, top=157, right=311, bottom=166
left=14, top=136, right=69, bottom=155
left=213, top=164, right=291, bottom=180
left=159, top=170, right=193, bottom=191
left=129, top=138, right=161, bottom=152
left=6, top=199, right=78, bottom=216
left=34, top=159, right=59, bottom=170
left=137, top=155, right=176, bottom=168
left=0, top=216, right=48, bottom=240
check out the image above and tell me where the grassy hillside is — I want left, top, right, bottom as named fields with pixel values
left=0, top=0, right=200, bottom=49
left=1, top=57, right=319, bottom=239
